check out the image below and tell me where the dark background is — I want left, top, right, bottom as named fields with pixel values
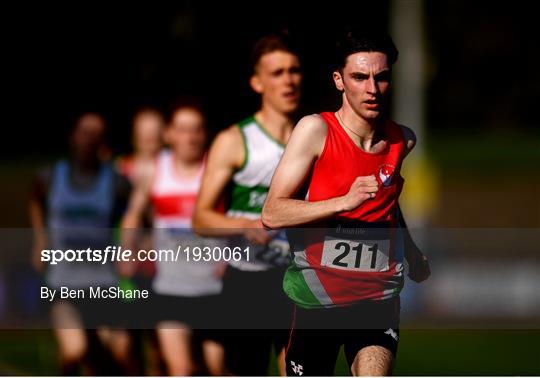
left=4, top=1, right=539, bottom=158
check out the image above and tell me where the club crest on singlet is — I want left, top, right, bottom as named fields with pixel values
left=378, top=164, right=396, bottom=188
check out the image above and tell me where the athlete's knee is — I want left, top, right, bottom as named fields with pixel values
left=351, top=345, right=394, bottom=376
left=56, top=329, right=88, bottom=364
left=107, top=330, right=132, bottom=362
left=165, top=357, right=195, bottom=376
left=61, top=350, right=86, bottom=367
left=202, top=340, right=225, bottom=376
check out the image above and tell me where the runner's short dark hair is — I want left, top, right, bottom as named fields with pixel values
left=334, top=28, right=398, bottom=71
left=167, top=96, right=206, bottom=125
left=250, top=31, right=300, bottom=73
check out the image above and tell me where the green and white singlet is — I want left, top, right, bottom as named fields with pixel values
left=227, top=115, right=290, bottom=271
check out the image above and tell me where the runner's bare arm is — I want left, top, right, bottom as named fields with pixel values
left=192, top=126, right=259, bottom=237
left=119, top=163, right=154, bottom=277
left=121, top=162, right=154, bottom=229
left=262, top=115, right=378, bottom=229
left=29, top=170, right=49, bottom=272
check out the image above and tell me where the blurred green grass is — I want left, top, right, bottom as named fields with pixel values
left=391, top=329, right=540, bottom=376
left=0, top=329, right=538, bottom=375
left=427, top=132, right=540, bottom=175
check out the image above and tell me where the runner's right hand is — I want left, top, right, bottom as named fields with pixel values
left=340, top=175, right=379, bottom=211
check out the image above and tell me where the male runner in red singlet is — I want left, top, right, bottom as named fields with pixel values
left=262, top=29, right=430, bottom=376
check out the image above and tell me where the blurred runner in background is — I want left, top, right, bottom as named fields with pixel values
left=122, top=99, right=225, bottom=375
left=29, top=112, right=138, bottom=375
left=116, top=106, right=164, bottom=375
left=116, top=107, right=163, bottom=184
left=193, top=32, right=302, bottom=376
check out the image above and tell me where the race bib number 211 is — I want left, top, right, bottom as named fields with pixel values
left=321, top=238, right=390, bottom=272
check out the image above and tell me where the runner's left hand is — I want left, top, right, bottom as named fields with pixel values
left=407, top=251, right=431, bottom=283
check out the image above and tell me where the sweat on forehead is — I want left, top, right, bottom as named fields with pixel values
left=344, top=51, right=390, bottom=71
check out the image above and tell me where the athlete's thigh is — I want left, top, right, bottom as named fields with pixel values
left=155, top=324, right=195, bottom=376
left=50, top=301, right=87, bottom=360
left=285, top=328, right=340, bottom=376
left=156, top=321, right=191, bottom=346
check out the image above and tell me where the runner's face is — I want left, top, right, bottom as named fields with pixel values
left=252, top=50, right=302, bottom=115
left=71, top=114, right=106, bottom=162
left=133, top=113, right=163, bottom=156
left=335, top=51, right=391, bottom=121
left=166, top=108, right=206, bottom=162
